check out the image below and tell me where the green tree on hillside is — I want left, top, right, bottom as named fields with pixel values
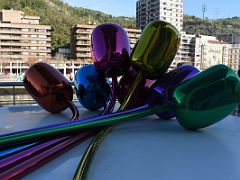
left=0, top=0, right=136, bottom=49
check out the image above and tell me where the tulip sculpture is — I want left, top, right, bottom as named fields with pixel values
left=73, top=66, right=200, bottom=179
left=74, top=64, right=111, bottom=111
left=74, top=20, right=181, bottom=180
left=24, top=62, right=78, bottom=116
left=0, top=21, right=239, bottom=180
left=73, top=20, right=181, bottom=180
left=0, top=65, right=239, bottom=145
left=0, top=65, right=239, bottom=180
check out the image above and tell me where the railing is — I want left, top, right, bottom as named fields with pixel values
left=0, top=82, right=76, bottom=106
left=0, top=82, right=25, bottom=105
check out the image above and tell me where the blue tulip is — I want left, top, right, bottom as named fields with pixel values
left=74, top=65, right=111, bottom=110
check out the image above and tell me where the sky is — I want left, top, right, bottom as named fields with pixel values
left=64, top=0, right=240, bottom=19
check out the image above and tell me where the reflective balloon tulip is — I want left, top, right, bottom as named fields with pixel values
left=119, top=20, right=181, bottom=111
left=117, top=68, right=154, bottom=109
left=174, top=64, right=240, bottom=130
left=91, top=23, right=131, bottom=77
left=24, top=62, right=74, bottom=114
left=1, top=65, right=239, bottom=148
left=91, top=23, right=132, bottom=113
left=150, top=65, right=200, bottom=119
left=74, top=64, right=111, bottom=111
left=4, top=62, right=78, bottom=137
left=131, top=20, right=181, bottom=79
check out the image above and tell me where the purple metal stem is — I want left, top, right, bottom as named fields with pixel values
left=0, top=132, right=93, bottom=180
left=102, top=76, right=118, bottom=114
left=0, top=102, right=81, bottom=174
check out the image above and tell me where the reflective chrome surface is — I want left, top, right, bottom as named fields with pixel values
left=131, top=20, right=181, bottom=79
left=74, top=64, right=111, bottom=110
left=24, top=62, right=73, bottom=113
left=91, top=23, right=131, bottom=77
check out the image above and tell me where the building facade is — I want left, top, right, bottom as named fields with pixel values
left=173, top=32, right=196, bottom=67
left=135, top=0, right=240, bottom=71
left=136, top=0, right=183, bottom=31
left=229, top=44, right=240, bottom=72
left=0, top=9, right=51, bottom=76
left=137, top=0, right=187, bottom=68
left=192, top=35, right=232, bottom=71
left=70, top=24, right=141, bottom=65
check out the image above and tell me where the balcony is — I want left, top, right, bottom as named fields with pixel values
left=76, top=53, right=92, bottom=58
left=0, top=36, right=51, bottom=41
left=0, top=42, right=51, bottom=47
left=0, top=30, right=51, bottom=36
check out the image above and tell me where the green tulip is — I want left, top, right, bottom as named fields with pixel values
left=174, top=64, right=240, bottom=130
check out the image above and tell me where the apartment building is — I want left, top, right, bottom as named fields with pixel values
left=193, top=35, right=231, bottom=71
left=70, top=24, right=141, bottom=65
left=173, top=32, right=196, bottom=67
left=136, top=0, right=183, bottom=31
left=0, top=9, right=51, bottom=76
left=229, top=44, right=240, bottom=72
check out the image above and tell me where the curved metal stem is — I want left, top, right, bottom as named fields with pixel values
left=68, top=101, right=80, bottom=121
left=74, top=76, right=118, bottom=180
left=103, top=76, right=118, bottom=114
left=74, top=73, right=144, bottom=180
left=73, top=128, right=112, bottom=180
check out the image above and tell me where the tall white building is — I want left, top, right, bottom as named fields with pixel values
left=136, top=0, right=183, bottom=32
left=137, top=0, right=188, bottom=68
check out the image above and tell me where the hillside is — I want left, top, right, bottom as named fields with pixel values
left=183, top=15, right=240, bottom=43
left=0, top=0, right=136, bottom=49
left=1, top=0, right=240, bottom=49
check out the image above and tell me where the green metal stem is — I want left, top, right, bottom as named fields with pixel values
left=73, top=127, right=112, bottom=180
left=0, top=104, right=172, bottom=148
